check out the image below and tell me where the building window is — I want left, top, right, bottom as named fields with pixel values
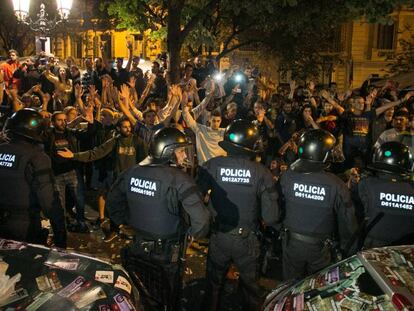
left=71, top=36, right=83, bottom=59
left=376, top=23, right=395, bottom=50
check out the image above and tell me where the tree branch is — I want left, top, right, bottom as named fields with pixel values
left=216, top=39, right=261, bottom=60
left=181, top=0, right=220, bottom=40
left=142, top=2, right=166, bottom=26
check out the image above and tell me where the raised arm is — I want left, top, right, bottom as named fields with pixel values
left=7, top=88, right=23, bottom=112
left=44, top=68, right=59, bottom=86
left=375, top=91, right=414, bottom=116
left=57, top=137, right=116, bottom=162
left=288, top=80, right=296, bottom=100
left=125, top=41, right=133, bottom=72
left=192, top=79, right=215, bottom=120
left=138, top=74, right=156, bottom=106
left=118, top=84, right=137, bottom=126
left=74, top=84, right=85, bottom=114
left=100, top=43, right=109, bottom=70
left=158, top=85, right=181, bottom=122
left=181, top=91, right=198, bottom=130
left=162, top=85, right=182, bottom=126
left=321, top=89, right=344, bottom=115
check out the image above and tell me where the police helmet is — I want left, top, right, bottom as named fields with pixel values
left=140, top=127, right=191, bottom=166
left=218, top=119, right=262, bottom=156
left=370, top=141, right=413, bottom=175
left=4, top=108, right=46, bottom=143
left=290, top=129, right=336, bottom=172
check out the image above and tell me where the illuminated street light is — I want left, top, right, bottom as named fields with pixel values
left=12, top=0, right=73, bottom=35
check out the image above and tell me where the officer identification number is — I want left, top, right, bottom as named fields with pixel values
left=129, top=177, right=159, bottom=197
left=0, top=153, right=18, bottom=170
left=379, top=192, right=414, bottom=210
left=218, top=167, right=252, bottom=185
left=293, top=183, right=326, bottom=201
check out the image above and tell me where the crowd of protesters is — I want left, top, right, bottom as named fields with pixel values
left=0, top=41, right=413, bottom=242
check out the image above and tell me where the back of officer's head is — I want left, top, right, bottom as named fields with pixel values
left=371, top=141, right=413, bottom=176
left=4, top=108, right=45, bottom=143
left=297, top=129, right=336, bottom=163
left=218, top=119, right=261, bottom=157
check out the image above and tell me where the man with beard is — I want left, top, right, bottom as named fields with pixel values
left=1, top=49, right=20, bottom=90
left=275, top=100, right=297, bottom=144
left=57, top=116, right=147, bottom=241
left=81, top=58, right=94, bottom=94
left=145, top=61, right=167, bottom=104
left=91, top=56, right=110, bottom=95
left=43, top=111, right=94, bottom=233
left=342, top=92, right=414, bottom=168
left=129, top=56, right=146, bottom=97
left=12, top=57, right=42, bottom=94
left=375, top=109, right=410, bottom=148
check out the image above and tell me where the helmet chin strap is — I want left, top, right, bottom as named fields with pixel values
left=181, top=158, right=193, bottom=168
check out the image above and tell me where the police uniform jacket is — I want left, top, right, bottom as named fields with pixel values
left=280, top=168, right=357, bottom=248
left=106, top=164, right=210, bottom=239
left=197, top=155, right=279, bottom=231
left=0, top=139, right=66, bottom=247
left=358, top=175, right=414, bottom=247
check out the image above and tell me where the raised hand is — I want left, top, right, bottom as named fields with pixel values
left=170, top=84, right=182, bottom=99
left=75, top=84, right=84, bottom=99
left=119, top=84, right=130, bottom=101
left=320, top=89, right=330, bottom=100
left=88, top=84, right=98, bottom=100
left=126, top=40, right=133, bottom=50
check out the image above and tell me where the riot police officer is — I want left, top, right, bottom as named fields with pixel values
left=197, top=119, right=279, bottom=311
left=280, top=129, right=357, bottom=280
left=0, top=108, right=66, bottom=248
left=359, top=141, right=414, bottom=248
left=105, top=127, right=210, bottom=310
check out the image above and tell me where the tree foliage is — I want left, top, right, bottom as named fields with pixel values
left=388, top=33, right=414, bottom=74
left=103, top=0, right=414, bottom=80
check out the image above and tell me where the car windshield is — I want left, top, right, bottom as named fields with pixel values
left=264, top=246, right=414, bottom=310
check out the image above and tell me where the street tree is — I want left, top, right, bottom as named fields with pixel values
left=104, top=0, right=414, bottom=81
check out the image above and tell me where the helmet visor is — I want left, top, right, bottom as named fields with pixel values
left=172, top=144, right=194, bottom=168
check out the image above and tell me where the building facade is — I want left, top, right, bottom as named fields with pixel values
left=332, top=8, right=414, bottom=90
left=45, top=0, right=162, bottom=66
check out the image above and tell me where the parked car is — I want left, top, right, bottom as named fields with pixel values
left=0, top=238, right=143, bottom=310
left=264, top=245, right=414, bottom=311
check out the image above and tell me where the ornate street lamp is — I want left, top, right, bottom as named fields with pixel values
left=12, top=0, right=73, bottom=35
